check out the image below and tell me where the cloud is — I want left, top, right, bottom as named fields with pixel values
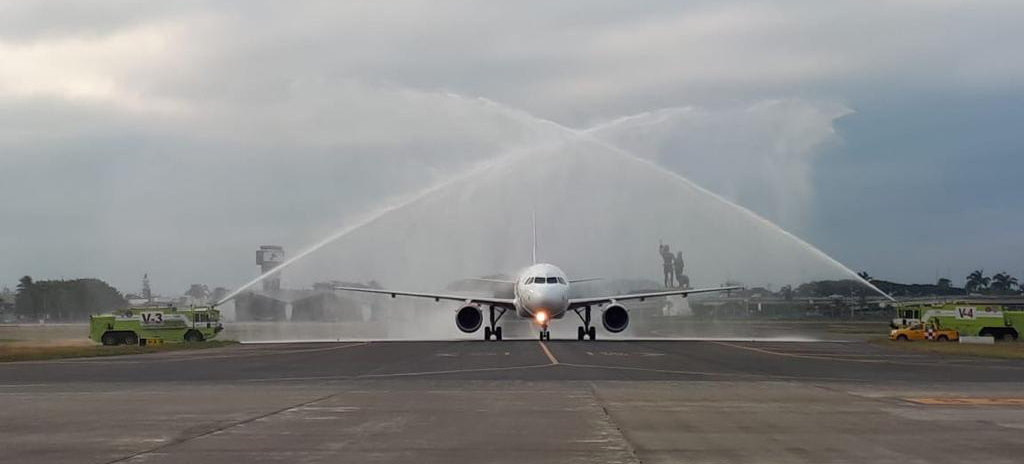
left=0, top=0, right=1022, bottom=293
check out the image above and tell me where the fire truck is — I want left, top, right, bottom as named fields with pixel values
left=892, top=302, right=1023, bottom=341
left=90, top=306, right=224, bottom=346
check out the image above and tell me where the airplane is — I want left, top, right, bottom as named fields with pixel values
left=333, top=218, right=741, bottom=341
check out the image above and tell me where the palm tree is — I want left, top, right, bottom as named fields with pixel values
left=965, top=270, right=990, bottom=293
left=990, top=272, right=1018, bottom=294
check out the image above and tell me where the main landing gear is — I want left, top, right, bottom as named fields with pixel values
left=573, top=306, right=597, bottom=341
left=484, top=305, right=507, bottom=341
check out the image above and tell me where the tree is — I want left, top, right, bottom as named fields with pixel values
left=15, top=277, right=125, bottom=321
left=936, top=278, right=952, bottom=288
left=990, top=272, right=1018, bottom=293
left=965, top=270, right=990, bottom=293
left=780, top=285, right=794, bottom=300
left=15, top=275, right=37, bottom=320
left=185, top=284, right=210, bottom=303
left=210, top=287, right=228, bottom=304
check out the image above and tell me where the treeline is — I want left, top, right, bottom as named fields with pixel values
left=14, top=276, right=127, bottom=322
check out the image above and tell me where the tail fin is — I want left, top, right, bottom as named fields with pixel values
left=532, top=210, right=538, bottom=264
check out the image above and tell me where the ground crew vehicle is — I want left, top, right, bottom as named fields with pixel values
left=890, top=322, right=959, bottom=342
left=892, top=302, right=1023, bottom=340
left=90, top=306, right=224, bottom=346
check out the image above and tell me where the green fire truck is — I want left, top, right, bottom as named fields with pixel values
left=892, top=301, right=1024, bottom=340
left=89, top=306, right=224, bottom=346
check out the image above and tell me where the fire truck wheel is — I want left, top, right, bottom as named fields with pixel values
left=937, top=335, right=948, bottom=342
left=896, top=334, right=909, bottom=342
left=184, top=330, right=204, bottom=343
left=121, top=333, right=138, bottom=346
left=101, top=332, right=118, bottom=346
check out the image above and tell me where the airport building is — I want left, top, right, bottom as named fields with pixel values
left=234, top=246, right=377, bottom=322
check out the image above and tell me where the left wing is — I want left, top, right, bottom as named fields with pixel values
left=568, top=285, right=741, bottom=309
left=333, top=286, right=516, bottom=309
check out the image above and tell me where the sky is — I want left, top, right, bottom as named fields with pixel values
left=1, top=0, right=1022, bottom=296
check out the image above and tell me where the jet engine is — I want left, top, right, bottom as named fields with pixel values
left=602, top=304, right=629, bottom=333
left=455, top=305, right=483, bottom=333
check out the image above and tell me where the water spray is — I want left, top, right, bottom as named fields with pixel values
left=452, top=94, right=895, bottom=301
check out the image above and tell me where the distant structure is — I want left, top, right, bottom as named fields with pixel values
left=141, top=273, right=152, bottom=303
left=256, top=245, right=285, bottom=292
left=236, top=245, right=381, bottom=322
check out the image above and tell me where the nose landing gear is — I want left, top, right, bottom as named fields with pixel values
left=539, top=327, right=550, bottom=341
left=573, top=306, right=596, bottom=341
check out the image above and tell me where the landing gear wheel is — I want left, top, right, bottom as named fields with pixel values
left=484, top=326, right=492, bottom=341
left=588, top=326, right=596, bottom=340
left=578, top=326, right=585, bottom=341
left=494, top=326, right=503, bottom=341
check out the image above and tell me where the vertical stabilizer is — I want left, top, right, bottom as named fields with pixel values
left=532, top=210, right=538, bottom=264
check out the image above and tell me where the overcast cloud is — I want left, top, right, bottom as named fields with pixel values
left=1, top=0, right=1022, bottom=295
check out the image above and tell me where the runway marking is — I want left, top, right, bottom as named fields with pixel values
left=361, top=363, right=552, bottom=379
left=709, top=341, right=1024, bottom=370
left=539, top=341, right=559, bottom=365
left=906, top=398, right=1024, bottom=405
left=240, top=363, right=553, bottom=382
left=559, top=362, right=869, bottom=382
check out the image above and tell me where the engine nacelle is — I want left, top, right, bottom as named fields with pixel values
left=455, top=305, right=483, bottom=333
left=602, top=304, right=629, bottom=333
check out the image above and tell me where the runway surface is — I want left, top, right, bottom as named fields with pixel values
left=5, top=340, right=1024, bottom=463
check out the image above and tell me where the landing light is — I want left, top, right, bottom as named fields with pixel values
left=535, top=312, right=548, bottom=323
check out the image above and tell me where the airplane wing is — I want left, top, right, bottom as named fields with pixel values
left=568, top=277, right=603, bottom=284
left=567, top=286, right=742, bottom=309
left=333, top=286, right=516, bottom=308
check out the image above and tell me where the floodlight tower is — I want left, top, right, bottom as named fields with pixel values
left=256, top=245, right=285, bottom=291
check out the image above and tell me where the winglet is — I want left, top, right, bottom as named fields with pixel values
left=532, top=210, right=538, bottom=264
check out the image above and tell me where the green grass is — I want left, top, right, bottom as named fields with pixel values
left=0, top=340, right=239, bottom=363
left=872, top=338, right=1024, bottom=360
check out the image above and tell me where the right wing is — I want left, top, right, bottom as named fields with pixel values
left=333, top=286, right=516, bottom=309
left=568, top=285, right=741, bottom=309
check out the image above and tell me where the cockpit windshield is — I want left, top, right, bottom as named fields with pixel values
left=546, top=277, right=558, bottom=284
left=532, top=276, right=546, bottom=284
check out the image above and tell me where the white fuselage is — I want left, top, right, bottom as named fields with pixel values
left=512, top=263, right=571, bottom=322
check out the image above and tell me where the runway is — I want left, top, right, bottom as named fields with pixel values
left=5, top=340, right=1024, bottom=463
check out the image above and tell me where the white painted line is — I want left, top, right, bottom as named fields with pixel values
left=539, top=341, right=559, bottom=365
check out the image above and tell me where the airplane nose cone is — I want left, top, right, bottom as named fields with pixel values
left=535, top=290, right=566, bottom=311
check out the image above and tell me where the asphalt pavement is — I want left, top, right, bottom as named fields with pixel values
left=4, top=340, right=1024, bottom=463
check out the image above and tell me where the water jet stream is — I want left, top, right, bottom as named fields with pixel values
left=460, top=95, right=893, bottom=300
left=215, top=142, right=563, bottom=306
left=219, top=93, right=891, bottom=306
